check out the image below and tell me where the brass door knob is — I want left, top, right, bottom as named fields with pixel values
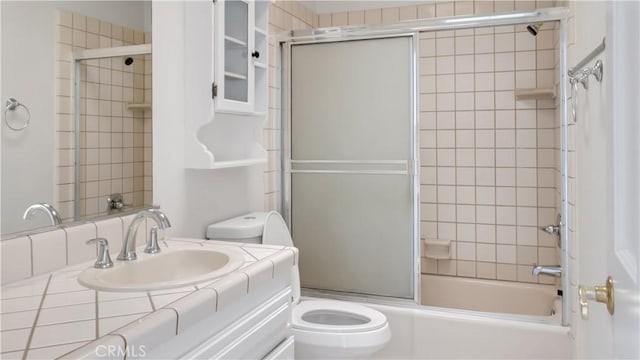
left=578, top=276, right=614, bottom=320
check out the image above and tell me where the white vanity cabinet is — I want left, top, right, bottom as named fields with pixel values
left=178, top=288, right=293, bottom=359
left=214, top=0, right=268, bottom=115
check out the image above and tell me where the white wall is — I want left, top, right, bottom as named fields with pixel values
left=152, top=2, right=263, bottom=238
left=1, top=1, right=148, bottom=235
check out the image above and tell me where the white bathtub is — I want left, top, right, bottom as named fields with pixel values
left=368, top=302, right=571, bottom=359
left=420, top=274, right=561, bottom=318
left=359, top=275, right=568, bottom=359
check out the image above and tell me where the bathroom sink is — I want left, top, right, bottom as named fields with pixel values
left=78, top=246, right=245, bottom=292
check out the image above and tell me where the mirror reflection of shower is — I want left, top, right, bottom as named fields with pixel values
left=74, top=51, right=152, bottom=220
left=59, top=8, right=154, bottom=221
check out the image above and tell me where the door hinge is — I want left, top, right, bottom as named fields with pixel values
left=212, top=83, right=217, bottom=99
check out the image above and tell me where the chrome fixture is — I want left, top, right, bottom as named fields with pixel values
left=532, top=264, right=562, bottom=277
left=540, top=213, right=562, bottom=248
left=22, top=203, right=62, bottom=226
left=569, top=60, right=603, bottom=90
left=144, top=225, right=161, bottom=254
left=541, top=224, right=560, bottom=235
left=107, top=193, right=126, bottom=214
left=568, top=38, right=605, bottom=123
left=526, top=22, right=543, bottom=36
left=4, top=97, right=31, bottom=131
left=87, top=238, right=114, bottom=269
left=568, top=37, right=605, bottom=79
left=118, top=209, right=171, bottom=261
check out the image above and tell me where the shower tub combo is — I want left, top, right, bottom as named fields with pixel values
left=281, top=6, right=572, bottom=359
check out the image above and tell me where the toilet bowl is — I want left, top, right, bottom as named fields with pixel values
left=207, top=211, right=391, bottom=359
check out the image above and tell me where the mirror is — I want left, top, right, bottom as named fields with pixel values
left=1, top=1, right=152, bottom=236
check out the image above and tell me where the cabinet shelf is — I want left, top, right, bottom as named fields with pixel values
left=224, top=71, right=248, bottom=80
left=253, top=61, right=267, bottom=69
left=255, top=27, right=267, bottom=36
left=224, top=35, right=247, bottom=47
left=206, top=158, right=267, bottom=169
left=515, top=88, right=556, bottom=100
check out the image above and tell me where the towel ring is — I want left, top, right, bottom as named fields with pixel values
left=4, top=97, right=31, bottom=131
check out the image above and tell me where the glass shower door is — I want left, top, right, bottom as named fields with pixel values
left=289, top=36, right=416, bottom=299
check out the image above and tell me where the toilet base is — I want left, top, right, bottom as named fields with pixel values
left=293, top=323, right=391, bottom=359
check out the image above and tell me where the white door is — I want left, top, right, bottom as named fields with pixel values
left=575, top=1, right=640, bottom=358
left=606, top=1, right=640, bottom=357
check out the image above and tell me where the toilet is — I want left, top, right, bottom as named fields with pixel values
left=206, top=211, right=391, bottom=359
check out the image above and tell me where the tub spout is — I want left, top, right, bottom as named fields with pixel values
left=532, top=264, right=562, bottom=277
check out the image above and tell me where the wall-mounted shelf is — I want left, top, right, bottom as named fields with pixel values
left=205, top=158, right=267, bottom=170
left=126, top=103, right=152, bottom=111
left=515, top=88, right=556, bottom=100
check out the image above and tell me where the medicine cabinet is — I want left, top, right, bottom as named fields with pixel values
left=214, top=0, right=268, bottom=115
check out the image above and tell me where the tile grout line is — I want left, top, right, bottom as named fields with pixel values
left=95, top=291, right=99, bottom=340
left=27, top=235, right=34, bottom=278
left=147, top=292, right=156, bottom=312
left=21, top=274, right=52, bottom=360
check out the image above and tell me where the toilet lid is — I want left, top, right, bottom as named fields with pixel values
left=292, top=300, right=387, bottom=333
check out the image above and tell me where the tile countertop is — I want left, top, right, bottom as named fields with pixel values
left=0, top=239, right=297, bottom=359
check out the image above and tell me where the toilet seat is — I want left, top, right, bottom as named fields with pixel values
left=292, top=300, right=388, bottom=333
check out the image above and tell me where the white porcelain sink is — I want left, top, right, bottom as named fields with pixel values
left=78, top=246, right=245, bottom=292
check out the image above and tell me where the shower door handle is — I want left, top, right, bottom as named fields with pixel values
left=578, top=276, right=615, bottom=320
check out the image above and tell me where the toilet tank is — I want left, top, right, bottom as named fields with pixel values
left=205, top=212, right=268, bottom=243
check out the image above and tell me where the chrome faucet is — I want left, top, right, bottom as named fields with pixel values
left=532, top=264, right=562, bottom=277
left=23, top=203, right=62, bottom=226
left=117, top=209, right=171, bottom=261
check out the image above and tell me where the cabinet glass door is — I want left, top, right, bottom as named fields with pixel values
left=224, top=0, right=249, bottom=103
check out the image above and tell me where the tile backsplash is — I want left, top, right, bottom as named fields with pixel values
left=0, top=214, right=150, bottom=285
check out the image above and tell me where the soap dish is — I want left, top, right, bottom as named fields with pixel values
left=422, top=239, right=451, bottom=260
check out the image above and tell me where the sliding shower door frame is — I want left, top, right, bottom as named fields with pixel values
left=282, top=33, right=421, bottom=304
left=280, top=7, right=571, bottom=325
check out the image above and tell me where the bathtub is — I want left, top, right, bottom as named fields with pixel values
left=368, top=302, right=570, bottom=359
left=420, top=274, right=561, bottom=318
left=360, top=275, right=568, bottom=359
